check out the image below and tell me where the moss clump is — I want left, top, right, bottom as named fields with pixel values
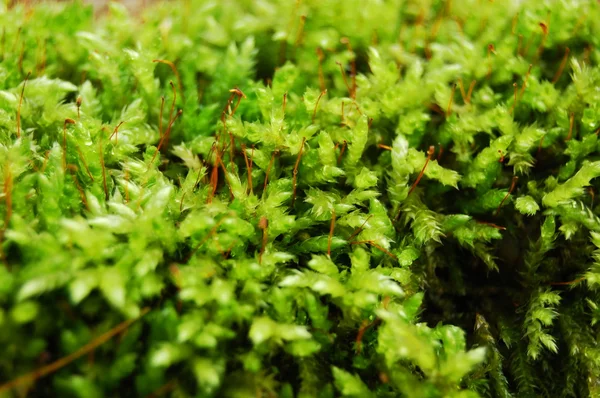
left=1, top=0, right=600, bottom=397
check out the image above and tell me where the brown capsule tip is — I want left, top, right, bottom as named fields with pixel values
left=427, top=146, right=435, bottom=156
left=259, top=216, right=268, bottom=230
left=65, top=118, right=76, bottom=124
left=76, top=96, right=82, bottom=106
left=539, top=22, right=548, bottom=35
left=488, top=44, right=496, bottom=53
left=229, top=87, right=247, bottom=98
left=379, top=373, right=390, bottom=384
left=169, top=264, right=180, bottom=276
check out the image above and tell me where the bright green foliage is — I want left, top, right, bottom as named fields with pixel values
left=543, top=161, right=600, bottom=207
left=515, top=196, right=539, bottom=216
left=1, top=0, right=600, bottom=397
left=524, top=288, right=561, bottom=359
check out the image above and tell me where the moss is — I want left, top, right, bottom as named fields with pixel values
left=1, top=0, right=600, bottom=396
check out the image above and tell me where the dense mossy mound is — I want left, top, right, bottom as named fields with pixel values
left=1, top=1, right=600, bottom=397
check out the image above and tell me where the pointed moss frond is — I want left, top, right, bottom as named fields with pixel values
left=400, top=195, right=444, bottom=245
left=523, top=288, right=561, bottom=360
left=543, top=162, right=600, bottom=208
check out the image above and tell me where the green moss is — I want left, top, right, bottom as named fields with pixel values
left=1, top=0, right=600, bottom=396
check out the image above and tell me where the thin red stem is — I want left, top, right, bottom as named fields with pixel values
left=549, top=277, right=585, bottom=286
left=294, top=15, right=307, bottom=47
left=241, top=144, right=253, bottom=195
left=62, top=118, right=76, bottom=172
left=99, top=130, right=108, bottom=200
left=494, top=176, right=519, bottom=216
left=109, top=121, right=125, bottom=145
left=150, top=110, right=182, bottom=167
left=16, top=71, right=31, bottom=138
left=208, top=162, right=218, bottom=204
left=517, top=34, right=523, bottom=56
left=75, top=145, right=94, bottom=181
left=337, top=140, right=347, bottom=165
left=0, top=309, right=149, bottom=394
left=179, top=192, right=186, bottom=213
left=291, top=137, right=306, bottom=207
left=408, top=146, right=435, bottom=197
left=153, top=59, right=184, bottom=101
left=350, top=240, right=396, bottom=259
left=537, top=135, right=546, bottom=156
left=458, top=79, right=467, bottom=104
left=475, top=220, right=506, bottom=230
left=347, top=215, right=372, bottom=242
left=552, top=48, right=570, bottom=84
left=536, top=22, right=549, bottom=58
left=466, top=80, right=476, bottom=103
left=316, top=48, right=326, bottom=91
left=335, top=61, right=352, bottom=98
left=312, top=90, right=327, bottom=123
left=216, top=150, right=235, bottom=200
left=158, top=96, right=165, bottom=138
left=76, top=96, right=82, bottom=121
left=518, top=64, right=533, bottom=100
left=566, top=112, right=575, bottom=141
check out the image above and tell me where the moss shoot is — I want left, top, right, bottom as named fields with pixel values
left=1, top=0, right=600, bottom=397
